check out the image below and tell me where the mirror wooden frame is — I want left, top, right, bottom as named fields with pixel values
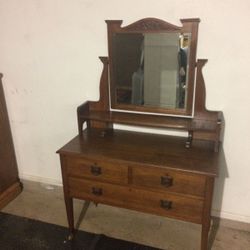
left=106, top=18, right=200, bottom=116
left=77, top=17, right=223, bottom=153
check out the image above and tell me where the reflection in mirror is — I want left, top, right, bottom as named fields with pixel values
left=113, top=33, right=191, bottom=109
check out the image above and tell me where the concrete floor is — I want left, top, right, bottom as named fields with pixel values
left=2, top=180, right=250, bottom=250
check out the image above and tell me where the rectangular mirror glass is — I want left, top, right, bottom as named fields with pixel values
left=113, top=33, right=191, bottom=109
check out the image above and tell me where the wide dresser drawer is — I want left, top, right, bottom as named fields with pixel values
left=68, top=177, right=203, bottom=224
left=66, top=156, right=128, bottom=184
left=132, top=166, right=206, bottom=197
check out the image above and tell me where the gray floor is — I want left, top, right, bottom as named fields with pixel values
left=2, top=180, right=250, bottom=250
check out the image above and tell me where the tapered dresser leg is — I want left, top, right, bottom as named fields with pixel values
left=64, top=196, right=74, bottom=240
left=201, top=222, right=210, bottom=250
left=201, top=177, right=215, bottom=250
left=60, top=155, right=75, bottom=240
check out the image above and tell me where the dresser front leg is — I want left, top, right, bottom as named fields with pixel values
left=201, top=177, right=214, bottom=250
left=64, top=196, right=74, bottom=240
left=201, top=221, right=210, bottom=250
left=60, top=155, right=75, bottom=240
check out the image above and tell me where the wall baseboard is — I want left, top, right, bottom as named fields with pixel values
left=212, top=210, right=250, bottom=226
left=19, top=173, right=62, bottom=187
left=20, top=173, right=250, bottom=228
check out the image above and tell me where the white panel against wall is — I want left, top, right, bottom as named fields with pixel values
left=0, top=0, right=250, bottom=223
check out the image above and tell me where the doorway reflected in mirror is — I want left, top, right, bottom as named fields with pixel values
left=113, top=33, right=191, bottom=109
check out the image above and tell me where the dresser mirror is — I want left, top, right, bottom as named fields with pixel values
left=107, top=18, right=200, bottom=116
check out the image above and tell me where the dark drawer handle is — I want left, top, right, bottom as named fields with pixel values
left=92, top=187, right=103, bottom=196
left=160, top=200, right=172, bottom=210
left=90, top=165, right=102, bottom=176
left=161, top=176, right=173, bottom=187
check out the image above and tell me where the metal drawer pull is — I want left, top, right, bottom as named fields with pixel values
left=90, top=165, right=102, bottom=176
left=160, top=200, right=172, bottom=210
left=161, top=176, right=173, bottom=187
left=92, top=187, right=103, bottom=196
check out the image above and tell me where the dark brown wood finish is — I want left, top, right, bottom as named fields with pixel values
left=58, top=129, right=219, bottom=177
left=201, top=177, right=215, bottom=250
left=58, top=18, right=223, bottom=250
left=0, top=74, right=22, bottom=209
left=106, top=18, right=200, bottom=116
left=77, top=45, right=221, bottom=153
left=60, top=155, right=74, bottom=238
left=77, top=57, right=112, bottom=133
left=68, top=176, right=204, bottom=224
left=192, top=59, right=222, bottom=152
left=58, top=128, right=221, bottom=249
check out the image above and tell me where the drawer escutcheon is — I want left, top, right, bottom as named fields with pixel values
left=160, top=200, right=172, bottom=210
left=92, top=187, right=103, bottom=196
left=161, top=176, right=173, bottom=187
left=90, top=165, right=102, bottom=176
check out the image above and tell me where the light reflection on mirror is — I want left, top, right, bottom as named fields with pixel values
left=112, top=33, right=191, bottom=109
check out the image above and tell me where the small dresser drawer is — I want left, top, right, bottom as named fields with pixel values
left=132, top=166, right=206, bottom=197
left=68, top=177, right=203, bottom=224
left=66, top=156, right=128, bottom=184
left=130, top=185, right=203, bottom=224
left=68, top=177, right=130, bottom=208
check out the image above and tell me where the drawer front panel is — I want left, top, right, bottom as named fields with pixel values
left=68, top=177, right=203, bottom=224
left=132, top=166, right=206, bottom=197
left=66, top=157, right=128, bottom=184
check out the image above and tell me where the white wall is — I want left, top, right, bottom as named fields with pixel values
left=1, top=0, right=250, bottom=223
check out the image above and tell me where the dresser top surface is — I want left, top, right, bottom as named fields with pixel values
left=58, top=128, right=220, bottom=177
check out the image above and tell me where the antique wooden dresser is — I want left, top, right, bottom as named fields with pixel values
left=0, top=74, right=22, bottom=209
left=57, top=18, right=223, bottom=250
